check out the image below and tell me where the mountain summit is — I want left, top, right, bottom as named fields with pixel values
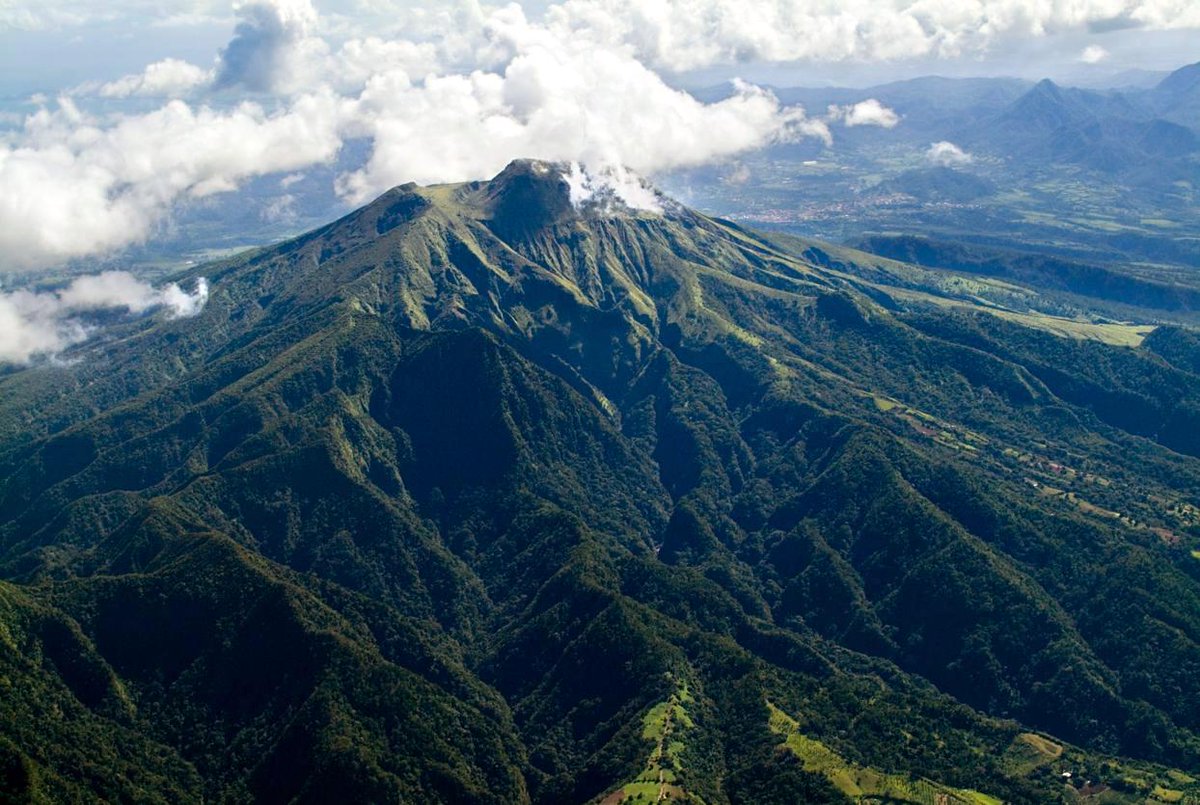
left=4, top=162, right=1200, bottom=804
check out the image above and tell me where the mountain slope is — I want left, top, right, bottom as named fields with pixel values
left=3, top=160, right=1200, bottom=803
left=1155, top=60, right=1200, bottom=125
left=970, top=78, right=1196, bottom=175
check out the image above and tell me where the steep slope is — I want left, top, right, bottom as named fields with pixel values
left=1155, top=60, right=1200, bottom=126
left=3, top=160, right=1200, bottom=803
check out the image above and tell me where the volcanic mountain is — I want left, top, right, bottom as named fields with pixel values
left=3, top=160, right=1200, bottom=804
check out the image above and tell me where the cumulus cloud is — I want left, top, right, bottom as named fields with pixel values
left=336, top=37, right=821, bottom=203
left=214, top=0, right=325, bottom=93
left=926, top=141, right=974, bottom=166
left=1080, top=44, right=1111, bottom=63
left=4, top=3, right=829, bottom=268
left=0, top=272, right=208, bottom=363
left=545, top=0, right=1200, bottom=71
left=827, top=99, right=900, bottom=128
left=331, top=36, right=441, bottom=90
left=0, top=93, right=343, bottom=269
left=99, top=59, right=212, bottom=98
left=1, top=4, right=822, bottom=270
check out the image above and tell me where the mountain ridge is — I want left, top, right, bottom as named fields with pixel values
left=3, top=161, right=1200, bottom=804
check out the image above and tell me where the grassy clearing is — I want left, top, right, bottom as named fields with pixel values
left=871, top=282, right=1155, bottom=347
left=767, top=701, right=1001, bottom=805
left=873, top=396, right=900, bottom=412
left=999, top=732, right=1200, bottom=804
left=973, top=307, right=1154, bottom=347
left=598, top=679, right=705, bottom=805
left=1000, top=733, right=1063, bottom=777
left=871, top=394, right=988, bottom=453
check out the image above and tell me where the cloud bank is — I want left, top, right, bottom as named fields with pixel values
left=544, top=0, right=1200, bottom=71
left=0, top=93, right=344, bottom=269
left=0, top=272, right=209, bottom=363
left=336, top=47, right=820, bottom=203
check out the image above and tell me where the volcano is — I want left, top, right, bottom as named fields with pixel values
left=3, top=160, right=1200, bottom=804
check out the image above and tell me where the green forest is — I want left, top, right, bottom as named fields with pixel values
left=3, top=161, right=1200, bottom=804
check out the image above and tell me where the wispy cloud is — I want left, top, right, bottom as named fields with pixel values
left=0, top=272, right=208, bottom=363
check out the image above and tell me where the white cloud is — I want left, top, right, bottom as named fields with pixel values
left=0, top=93, right=344, bottom=269
left=1080, top=44, right=1111, bottom=63
left=565, top=162, right=663, bottom=213
left=1, top=6, right=822, bottom=270
left=0, top=271, right=208, bottom=363
left=331, top=36, right=441, bottom=90
left=827, top=99, right=900, bottom=128
left=7, top=0, right=1200, bottom=44
left=99, top=58, right=212, bottom=98
left=2, top=2, right=840, bottom=268
left=926, top=140, right=974, bottom=166
left=544, top=0, right=1200, bottom=71
left=335, top=37, right=821, bottom=204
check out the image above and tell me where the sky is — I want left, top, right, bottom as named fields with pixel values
left=0, top=0, right=1198, bottom=276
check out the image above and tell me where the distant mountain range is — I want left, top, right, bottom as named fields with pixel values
left=969, top=72, right=1200, bottom=174
left=4, top=161, right=1200, bottom=803
left=761, top=61, right=1200, bottom=175
left=666, top=60, right=1200, bottom=278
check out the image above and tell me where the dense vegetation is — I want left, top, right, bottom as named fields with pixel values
left=3, top=160, right=1200, bottom=803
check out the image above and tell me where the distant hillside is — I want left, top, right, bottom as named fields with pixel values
left=853, top=233, right=1200, bottom=313
left=875, top=167, right=996, bottom=203
left=1154, top=60, right=1200, bottom=127
left=1157, top=60, right=1200, bottom=96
